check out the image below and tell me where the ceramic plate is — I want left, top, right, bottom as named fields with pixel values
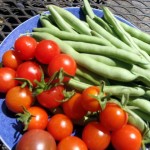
left=0, top=7, right=136, bottom=150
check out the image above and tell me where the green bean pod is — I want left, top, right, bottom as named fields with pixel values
left=93, top=16, right=116, bottom=36
left=47, top=5, right=92, bottom=35
left=103, top=7, right=150, bottom=63
left=86, top=15, right=139, bottom=54
left=76, top=65, right=109, bottom=85
left=33, top=27, right=112, bottom=46
left=39, top=16, right=60, bottom=31
left=32, top=32, right=137, bottom=82
left=120, top=21, right=150, bottom=44
left=82, top=53, right=131, bottom=69
left=132, top=109, right=150, bottom=122
left=133, top=37, right=150, bottom=55
left=103, top=7, right=139, bottom=50
left=68, top=78, right=91, bottom=91
left=68, top=78, right=145, bottom=97
left=64, top=41, right=148, bottom=66
left=90, top=30, right=106, bottom=39
left=132, top=65, right=150, bottom=79
left=128, top=98, right=150, bottom=114
left=104, top=86, right=145, bottom=97
left=87, top=15, right=150, bottom=67
left=82, top=0, right=117, bottom=36
left=48, top=6, right=77, bottom=33
left=82, top=0, right=115, bottom=36
left=82, top=0, right=95, bottom=19
left=73, top=75, right=95, bottom=85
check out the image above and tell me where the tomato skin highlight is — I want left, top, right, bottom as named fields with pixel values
left=111, top=124, right=142, bottom=150
left=48, top=54, right=77, bottom=82
left=14, top=35, right=37, bottom=61
left=100, top=103, right=128, bottom=131
left=81, top=86, right=101, bottom=112
left=57, top=136, right=88, bottom=150
left=26, top=106, right=48, bottom=130
left=2, top=50, right=22, bottom=70
left=82, top=121, right=111, bottom=150
left=0, top=67, right=18, bottom=93
left=15, top=129, right=57, bottom=150
left=37, top=85, right=64, bottom=109
left=16, top=61, right=42, bottom=87
left=5, top=86, right=34, bottom=113
left=62, top=93, right=87, bottom=120
left=35, top=40, right=60, bottom=64
left=47, top=114, right=73, bottom=141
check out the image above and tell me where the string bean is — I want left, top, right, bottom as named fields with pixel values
left=33, top=27, right=112, bottom=46
left=120, top=21, right=150, bottom=44
left=48, top=6, right=77, bottom=33
left=32, top=32, right=138, bottom=82
left=64, top=41, right=148, bottom=65
left=103, top=7, right=150, bottom=63
left=68, top=78, right=145, bottom=97
left=47, top=5, right=92, bottom=35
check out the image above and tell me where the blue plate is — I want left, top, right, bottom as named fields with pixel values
left=0, top=7, right=137, bottom=150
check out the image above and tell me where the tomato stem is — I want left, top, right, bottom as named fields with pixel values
left=16, top=107, right=34, bottom=131
left=15, top=77, right=33, bottom=91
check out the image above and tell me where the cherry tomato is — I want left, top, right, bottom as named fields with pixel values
left=35, top=40, right=60, bottom=64
left=62, top=93, right=87, bottom=120
left=57, top=136, right=88, bottom=150
left=82, top=121, right=111, bottom=150
left=81, top=86, right=102, bottom=112
left=100, top=103, right=128, bottom=131
left=14, top=35, right=37, bottom=60
left=48, top=54, right=77, bottom=82
left=111, top=124, right=142, bottom=150
left=24, top=106, right=48, bottom=130
left=0, top=67, right=18, bottom=93
left=5, top=86, right=34, bottom=113
left=37, top=85, right=64, bottom=109
left=15, top=129, right=56, bottom=150
left=2, top=50, right=22, bottom=70
left=16, top=61, right=42, bottom=87
left=47, top=114, right=73, bottom=141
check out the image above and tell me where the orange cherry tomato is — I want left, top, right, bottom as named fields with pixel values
left=2, top=50, right=22, bottom=70
left=5, top=86, right=34, bottom=113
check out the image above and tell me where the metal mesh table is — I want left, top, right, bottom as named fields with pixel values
left=0, top=0, right=150, bottom=149
left=0, top=0, right=150, bottom=44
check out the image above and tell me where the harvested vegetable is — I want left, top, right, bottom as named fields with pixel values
left=2, top=1, right=150, bottom=150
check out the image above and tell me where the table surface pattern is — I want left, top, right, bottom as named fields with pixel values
left=0, top=0, right=150, bottom=149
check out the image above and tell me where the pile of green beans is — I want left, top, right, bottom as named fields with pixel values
left=32, top=0, right=150, bottom=143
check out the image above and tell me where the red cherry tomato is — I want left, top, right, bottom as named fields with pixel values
left=111, top=124, right=142, bottom=150
left=2, top=50, right=22, bottom=70
left=81, top=86, right=102, bottom=112
left=5, top=86, right=34, bottom=113
left=57, top=136, right=88, bottom=150
left=48, top=54, right=77, bottom=82
left=16, top=129, right=57, bottom=150
left=37, top=85, right=64, bottom=109
left=25, top=106, right=48, bottom=130
left=14, top=35, right=37, bottom=60
left=100, top=102, right=128, bottom=131
left=35, top=40, right=60, bottom=64
left=0, top=67, right=18, bottom=93
left=82, top=121, right=111, bottom=150
left=47, top=114, right=73, bottom=141
left=62, top=93, right=87, bottom=120
left=16, top=61, right=42, bottom=87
